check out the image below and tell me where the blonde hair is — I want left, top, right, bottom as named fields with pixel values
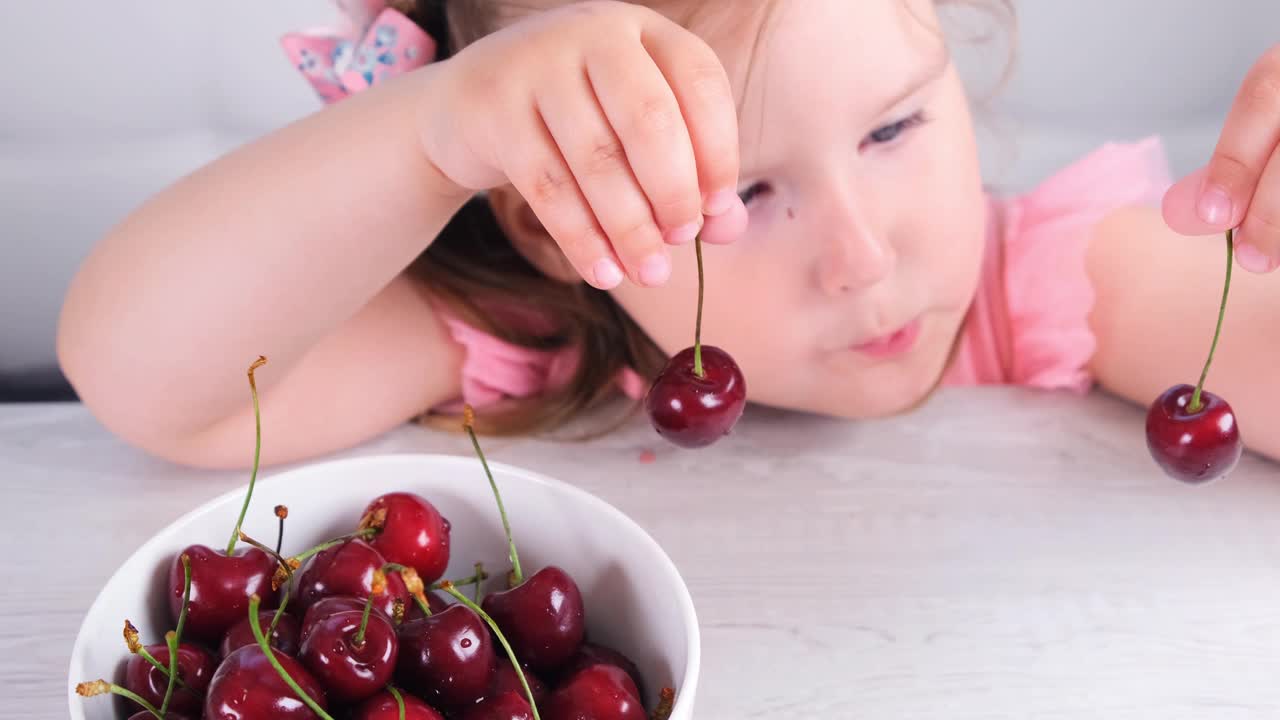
left=401, top=0, right=1016, bottom=437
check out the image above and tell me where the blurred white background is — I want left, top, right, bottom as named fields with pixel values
left=1, top=1, right=1277, bottom=395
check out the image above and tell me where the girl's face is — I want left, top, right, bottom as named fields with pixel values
left=610, top=0, right=989, bottom=418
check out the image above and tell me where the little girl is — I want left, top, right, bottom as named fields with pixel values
left=56, top=0, right=1280, bottom=468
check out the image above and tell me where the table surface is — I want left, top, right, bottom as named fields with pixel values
left=5, top=388, right=1280, bottom=720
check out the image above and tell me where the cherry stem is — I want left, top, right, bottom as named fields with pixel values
left=387, top=685, right=407, bottom=720
left=76, top=680, right=163, bottom=719
left=270, top=578, right=293, bottom=636
left=238, top=530, right=293, bottom=575
left=473, top=562, right=485, bottom=603
left=463, top=406, right=523, bottom=585
left=248, top=594, right=335, bottom=720
left=429, top=567, right=490, bottom=591
left=693, top=234, right=705, bottom=378
left=226, top=356, right=267, bottom=555
left=274, top=505, right=288, bottom=556
left=651, top=687, right=676, bottom=720
left=159, top=631, right=179, bottom=716
left=439, top=582, right=541, bottom=720
left=383, top=562, right=433, bottom=617
left=292, top=528, right=378, bottom=564
left=174, top=554, right=192, bottom=649
left=1189, top=229, right=1234, bottom=413
left=124, top=621, right=190, bottom=691
left=354, top=575, right=380, bottom=648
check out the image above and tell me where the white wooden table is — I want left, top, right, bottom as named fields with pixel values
left=4, top=388, right=1280, bottom=719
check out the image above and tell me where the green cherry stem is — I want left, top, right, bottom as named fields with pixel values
left=693, top=233, right=705, bottom=378
left=248, top=594, right=335, bottom=720
left=159, top=631, right=179, bottom=715
left=353, top=575, right=380, bottom=648
left=292, top=528, right=378, bottom=564
left=174, top=554, right=192, bottom=650
left=439, top=582, right=541, bottom=720
left=472, top=562, right=485, bottom=603
left=226, top=356, right=267, bottom=555
left=429, top=567, right=490, bottom=591
left=387, top=685, right=407, bottom=720
left=1189, top=229, right=1235, bottom=413
left=124, top=621, right=189, bottom=691
left=75, top=680, right=163, bottom=719
left=463, top=406, right=523, bottom=584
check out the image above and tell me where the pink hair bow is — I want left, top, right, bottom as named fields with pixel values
left=281, top=0, right=436, bottom=104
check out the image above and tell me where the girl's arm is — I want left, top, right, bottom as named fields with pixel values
left=58, top=67, right=469, bottom=469
left=1087, top=206, right=1280, bottom=461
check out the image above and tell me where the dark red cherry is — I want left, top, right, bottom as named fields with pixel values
left=481, top=566, right=585, bottom=673
left=1146, top=384, right=1243, bottom=483
left=488, top=656, right=549, bottom=706
left=459, top=691, right=535, bottom=720
left=362, top=492, right=452, bottom=583
left=352, top=689, right=446, bottom=720
left=556, top=643, right=644, bottom=700
left=123, top=642, right=215, bottom=715
left=396, top=604, right=496, bottom=709
left=645, top=345, right=746, bottom=448
left=128, top=713, right=192, bottom=720
left=221, top=609, right=301, bottom=659
left=294, top=539, right=410, bottom=618
left=546, top=664, right=644, bottom=720
left=300, top=596, right=384, bottom=644
left=298, top=609, right=399, bottom=703
left=169, top=545, right=278, bottom=642
left=204, top=644, right=328, bottom=719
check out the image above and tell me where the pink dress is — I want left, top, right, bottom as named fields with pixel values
left=434, top=137, right=1174, bottom=412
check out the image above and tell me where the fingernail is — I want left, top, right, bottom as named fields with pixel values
left=638, top=252, right=671, bottom=286
left=665, top=220, right=702, bottom=245
left=593, top=258, right=624, bottom=289
left=1197, top=184, right=1233, bottom=226
left=704, top=189, right=741, bottom=217
left=1234, top=240, right=1276, bottom=274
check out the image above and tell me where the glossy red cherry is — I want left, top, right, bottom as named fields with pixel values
left=123, top=642, right=215, bottom=715
left=489, top=656, right=549, bottom=706
left=127, top=713, right=191, bottom=720
left=298, top=608, right=399, bottom=703
left=546, top=664, right=644, bottom=720
left=459, top=691, right=535, bottom=720
left=1146, top=384, right=1242, bottom=483
left=352, top=689, right=446, bottom=720
left=556, top=643, right=644, bottom=700
left=204, top=644, right=328, bottom=719
left=645, top=345, right=746, bottom=448
left=169, top=545, right=278, bottom=642
left=221, top=609, right=301, bottom=658
left=361, top=492, right=452, bottom=584
left=397, top=604, right=496, bottom=709
left=295, top=539, right=410, bottom=618
left=481, top=566, right=585, bottom=673
left=300, top=596, right=382, bottom=644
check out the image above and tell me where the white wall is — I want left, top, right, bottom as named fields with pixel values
left=2, top=1, right=1277, bottom=373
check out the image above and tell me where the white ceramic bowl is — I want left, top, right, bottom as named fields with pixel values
left=68, top=453, right=699, bottom=719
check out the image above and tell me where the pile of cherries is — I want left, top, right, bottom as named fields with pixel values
left=77, top=359, right=674, bottom=720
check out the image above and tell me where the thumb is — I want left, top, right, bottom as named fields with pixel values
left=1160, top=165, right=1230, bottom=236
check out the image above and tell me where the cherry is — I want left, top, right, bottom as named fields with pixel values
left=464, top=409, right=585, bottom=674
left=460, top=691, right=535, bottom=720
left=396, top=604, right=496, bottom=709
left=353, top=687, right=446, bottom=720
left=205, top=644, right=329, bottom=719
left=123, top=641, right=215, bottom=714
left=555, top=643, right=643, bottom=701
left=128, top=713, right=192, bottom=720
left=644, top=235, right=745, bottom=448
left=361, top=491, right=452, bottom=584
left=168, top=358, right=281, bottom=642
left=76, top=679, right=192, bottom=720
left=221, top=609, right=301, bottom=658
left=489, top=656, right=550, bottom=706
left=545, top=665, right=644, bottom=720
left=298, top=574, right=400, bottom=704
left=301, top=596, right=384, bottom=644
left=1146, top=230, right=1245, bottom=483
left=295, top=538, right=410, bottom=618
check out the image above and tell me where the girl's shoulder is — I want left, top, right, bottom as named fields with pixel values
left=943, top=136, right=1173, bottom=392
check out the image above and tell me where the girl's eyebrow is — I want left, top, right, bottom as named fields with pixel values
left=866, top=49, right=950, bottom=120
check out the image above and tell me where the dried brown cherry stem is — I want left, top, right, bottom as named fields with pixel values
left=651, top=687, right=676, bottom=720
left=382, top=562, right=432, bottom=617
left=274, top=504, right=289, bottom=556
left=123, top=620, right=189, bottom=691
left=226, top=356, right=268, bottom=555
left=248, top=593, right=336, bottom=720
left=392, top=599, right=407, bottom=625
left=439, top=581, right=541, bottom=720
left=76, top=679, right=164, bottom=719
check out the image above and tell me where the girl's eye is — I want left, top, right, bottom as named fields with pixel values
left=737, top=181, right=771, bottom=207
left=861, top=111, right=927, bottom=149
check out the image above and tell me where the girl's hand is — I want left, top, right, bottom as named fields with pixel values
left=418, top=0, right=747, bottom=290
left=1163, top=44, right=1280, bottom=273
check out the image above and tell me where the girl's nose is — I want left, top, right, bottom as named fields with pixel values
left=814, top=193, right=894, bottom=297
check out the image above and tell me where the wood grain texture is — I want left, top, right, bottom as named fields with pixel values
left=4, top=387, right=1280, bottom=719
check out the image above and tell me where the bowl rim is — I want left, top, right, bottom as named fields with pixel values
left=67, top=451, right=700, bottom=718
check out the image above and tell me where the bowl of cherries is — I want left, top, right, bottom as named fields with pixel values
left=69, top=360, right=697, bottom=720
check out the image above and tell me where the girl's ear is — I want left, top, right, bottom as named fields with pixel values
left=487, top=186, right=582, bottom=285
